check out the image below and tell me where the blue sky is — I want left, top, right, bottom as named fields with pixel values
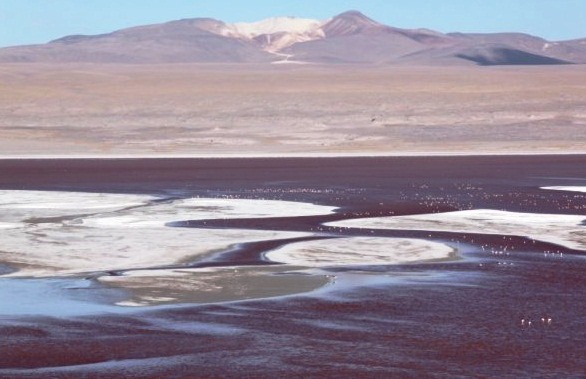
left=0, top=0, right=584, bottom=47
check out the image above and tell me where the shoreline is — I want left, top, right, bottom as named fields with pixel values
left=1, top=151, right=586, bottom=160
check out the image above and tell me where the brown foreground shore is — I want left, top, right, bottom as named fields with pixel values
left=1, top=63, right=585, bottom=156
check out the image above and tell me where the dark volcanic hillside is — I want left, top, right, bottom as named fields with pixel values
left=0, top=10, right=583, bottom=65
left=282, top=11, right=456, bottom=64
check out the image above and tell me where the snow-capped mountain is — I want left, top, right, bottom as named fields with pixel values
left=228, top=17, right=324, bottom=38
left=0, top=10, right=584, bottom=65
left=221, top=16, right=328, bottom=52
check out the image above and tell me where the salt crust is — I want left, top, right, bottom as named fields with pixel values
left=265, top=237, right=453, bottom=267
left=542, top=186, right=586, bottom=193
left=327, top=209, right=586, bottom=251
left=0, top=190, right=333, bottom=277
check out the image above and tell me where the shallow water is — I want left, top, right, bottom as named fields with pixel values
left=0, top=156, right=584, bottom=378
left=0, top=278, right=126, bottom=317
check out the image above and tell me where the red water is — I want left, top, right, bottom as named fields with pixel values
left=0, top=155, right=584, bottom=378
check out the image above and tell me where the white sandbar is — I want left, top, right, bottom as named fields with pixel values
left=542, top=186, right=586, bottom=193
left=0, top=190, right=334, bottom=277
left=327, top=209, right=586, bottom=251
left=265, top=237, right=454, bottom=267
left=0, top=190, right=151, bottom=223
left=80, top=197, right=337, bottom=228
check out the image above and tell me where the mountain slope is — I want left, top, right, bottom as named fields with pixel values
left=0, top=18, right=274, bottom=63
left=455, top=45, right=573, bottom=66
left=0, top=11, right=583, bottom=65
left=281, top=11, right=458, bottom=64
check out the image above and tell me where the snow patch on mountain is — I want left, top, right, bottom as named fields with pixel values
left=229, top=17, right=323, bottom=38
left=219, top=17, right=328, bottom=53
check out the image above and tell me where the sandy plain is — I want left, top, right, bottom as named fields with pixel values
left=1, top=63, right=585, bottom=156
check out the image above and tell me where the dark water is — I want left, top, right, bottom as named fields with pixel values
left=0, top=155, right=584, bottom=378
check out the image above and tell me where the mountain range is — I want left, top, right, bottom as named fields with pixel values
left=1, top=10, right=585, bottom=66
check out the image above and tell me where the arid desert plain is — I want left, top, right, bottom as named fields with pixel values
left=1, top=63, right=585, bottom=157
left=0, top=63, right=585, bottom=378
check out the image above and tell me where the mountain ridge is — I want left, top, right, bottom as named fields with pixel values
left=1, top=10, right=584, bottom=66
